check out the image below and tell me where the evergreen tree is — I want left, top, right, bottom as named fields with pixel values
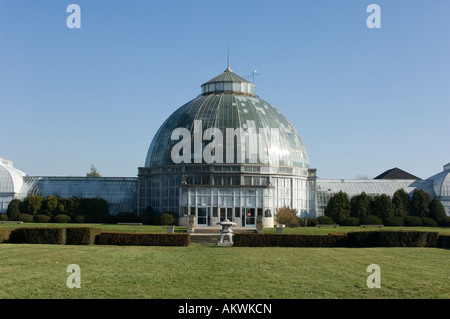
left=6, top=198, right=22, bottom=221
left=392, top=189, right=410, bottom=217
left=324, top=191, right=350, bottom=223
left=371, top=194, right=394, bottom=220
left=429, top=198, right=447, bottom=221
left=22, top=195, right=44, bottom=216
left=410, top=189, right=431, bottom=217
left=350, top=192, right=372, bottom=219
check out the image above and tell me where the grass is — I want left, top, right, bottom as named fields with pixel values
left=0, top=244, right=448, bottom=299
left=0, top=223, right=449, bottom=299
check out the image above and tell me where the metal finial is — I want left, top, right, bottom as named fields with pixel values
left=226, top=46, right=231, bottom=71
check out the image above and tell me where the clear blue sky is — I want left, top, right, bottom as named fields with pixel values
left=1, top=0, right=449, bottom=179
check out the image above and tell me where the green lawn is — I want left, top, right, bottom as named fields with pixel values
left=0, top=223, right=449, bottom=299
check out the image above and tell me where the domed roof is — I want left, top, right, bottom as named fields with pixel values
left=145, top=69, right=310, bottom=169
left=0, top=157, right=26, bottom=193
left=427, top=163, right=450, bottom=197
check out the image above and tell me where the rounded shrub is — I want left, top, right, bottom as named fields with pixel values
left=53, top=214, right=71, bottom=223
left=404, top=216, right=422, bottom=226
left=317, top=215, right=335, bottom=225
left=18, top=214, right=34, bottom=222
left=339, top=217, right=360, bottom=226
left=384, top=216, right=405, bottom=226
left=421, top=217, right=438, bottom=227
left=0, top=213, right=8, bottom=221
left=301, top=217, right=318, bottom=227
left=360, top=215, right=383, bottom=225
left=275, top=206, right=298, bottom=227
left=34, top=214, right=51, bottom=223
left=155, top=213, right=176, bottom=226
left=74, top=214, right=95, bottom=223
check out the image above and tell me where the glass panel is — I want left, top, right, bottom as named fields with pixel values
left=197, top=207, right=208, bottom=225
left=235, top=207, right=240, bottom=218
left=224, top=83, right=232, bottom=91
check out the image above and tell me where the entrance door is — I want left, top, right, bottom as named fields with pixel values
left=244, top=208, right=256, bottom=226
left=197, top=207, right=209, bottom=226
left=220, top=207, right=233, bottom=221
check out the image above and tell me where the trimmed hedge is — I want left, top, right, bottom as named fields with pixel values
left=96, top=232, right=190, bottom=246
left=233, top=233, right=348, bottom=247
left=438, top=235, right=450, bottom=249
left=10, top=227, right=66, bottom=244
left=0, top=229, right=12, bottom=243
left=348, top=231, right=439, bottom=247
left=66, top=227, right=100, bottom=245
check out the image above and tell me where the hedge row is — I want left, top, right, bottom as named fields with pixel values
left=233, top=233, right=348, bottom=247
left=347, top=231, right=439, bottom=247
left=5, top=227, right=100, bottom=245
left=233, top=231, right=449, bottom=248
left=0, top=227, right=190, bottom=246
left=96, top=232, right=190, bottom=247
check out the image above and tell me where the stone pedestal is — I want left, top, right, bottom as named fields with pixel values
left=187, top=215, right=196, bottom=233
left=216, top=219, right=236, bottom=246
left=256, top=216, right=264, bottom=234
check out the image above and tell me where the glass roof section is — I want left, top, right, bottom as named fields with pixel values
left=201, top=68, right=255, bottom=96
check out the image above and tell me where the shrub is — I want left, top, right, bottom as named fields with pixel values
left=339, top=217, right=360, bottom=226
left=360, top=215, right=383, bottom=225
left=74, top=214, right=93, bottom=223
left=6, top=199, right=21, bottom=220
left=113, top=212, right=137, bottom=223
left=141, top=215, right=154, bottom=225
left=233, top=233, right=348, bottom=247
left=10, top=227, right=66, bottom=244
left=421, top=217, right=438, bottom=227
left=384, top=216, right=405, bottom=227
left=154, top=212, right=177, bottom=226
left=96, top=232, right=190, bottom=246
left=34, top=214, right=51, bottom=223
left=0, top=213, right=8, bottom=221
left=404, top=216, right=422, bottom=226
left=17, top=213, right=34, bottom=222
left=66, top=227, right=100, bottom=245
left=317, top=216, right=335, bottom=225
left=438, top=216, right=450, bottom=227
left=53, top=214, right=71, bottom=223
left=275, top=206, right=298, bottom=227
left=324, top=191, right=350, bottom=223
left=96, top=213, right=114, bottom=224
left=301, top=217, right=318, bottom=227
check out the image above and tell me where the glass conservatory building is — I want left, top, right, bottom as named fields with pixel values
left=1, top=66, right=449, bottom=223
left=138, top=67, right=316, bottom=227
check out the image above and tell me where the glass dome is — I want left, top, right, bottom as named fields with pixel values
left=145, top=69, right=310, bottom=170
left=0, top=157, right=25, bottom=194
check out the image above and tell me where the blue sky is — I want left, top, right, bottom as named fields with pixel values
left=1, top=0, right=449, bottom=179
